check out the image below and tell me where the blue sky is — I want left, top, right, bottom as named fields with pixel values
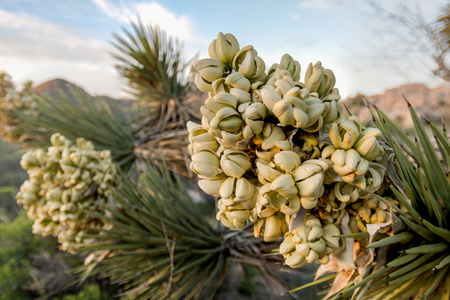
left=0, top=0, right=448, bottom=98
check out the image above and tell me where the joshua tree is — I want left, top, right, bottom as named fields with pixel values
left=2, top=22, right=448, bottom=300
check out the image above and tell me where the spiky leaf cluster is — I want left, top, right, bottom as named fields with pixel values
left=188, top=33, right=389, bottom=268
left=2, top=87, right=136, bottom=172
left=76, top=163, right=226, bottom=300
left=289, top=103, right=449, bottom=300
left=112, top=19, right=192, bottom=103
left=332, top=103, right=450, bottom=299
left=16, top=133, right=117, bottom=253
left=112, top=20, right=201, bottom=176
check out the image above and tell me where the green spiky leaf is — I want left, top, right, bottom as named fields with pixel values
left=8, top=90, right=136, bottom=172
left=330, top=100, right=449, bottom=300
left=76, top=163, right=224, bottom=300
left=112, top=18, right=195, bottom=103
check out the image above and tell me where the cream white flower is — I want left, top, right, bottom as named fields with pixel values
left=208, top=32, right=240, bottom=67
left=189, top=58, right=224, bottom=92
left=16, top=133, right=117, bottom=253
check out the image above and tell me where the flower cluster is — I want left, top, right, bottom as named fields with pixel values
left=188, top=33, right=388, bottom=267
left=16, top=133, right=117, bottom=252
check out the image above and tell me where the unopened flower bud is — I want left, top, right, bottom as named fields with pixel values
left=296, top=172, right=324, bottom=199
left=279, top=54, right=301, bottom=81
left=260, top=85, right=282, bottom=112
left=260, top=214, right=287, bottom=242
left=304, top=62, right=336, bottom=97
left=273, top=151, right=300, bottom=173
left=220, top=150, right=251, bottom=178
left=190, top=58, right=224, bottom=92
left=225, top=72, right=251, bottom=92
left=260, top=124, right=289, bottom=150
left=219, top=177, right=255, bottom=202
left=210, top=107, right=243, bottom=134
left=239, top=102, right=266, bottom=139
left=270, top=174, right=297, bottom=197
left=232, top=45, right=266, bottom=80
left=280, top=233, right=296, bottom=254
left=354, top=128, right=384, bottom=161
left=190, top=149, right=222, bottom=178
left=198, top=178, right=226, bottom=197
left=20, top=152, right=39, bottom=170
left=46, top=188, right=62, bottom=202
left=218, top=209, right=250, bottom=230
left=329, top=117, right=362, bottom=149
left=208, top=32, right=240, bottom=66
left=322, top=100, right=342, bottom=124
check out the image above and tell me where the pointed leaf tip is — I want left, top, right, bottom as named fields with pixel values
left=401, top=94, right=411, bottom=106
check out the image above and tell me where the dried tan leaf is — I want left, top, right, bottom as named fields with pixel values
left=325, top=269, right=355, bottom=300
left=315, top=212, right=357, bottom=299
left=316, top=212, right=355, bottom=278
left=366, top=221, right=391, bottom=243
left=352, top=241, right=374, bottom=298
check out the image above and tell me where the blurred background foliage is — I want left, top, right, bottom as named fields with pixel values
left=0, top=140, right=26, bottom=222
left=0, top=211, right=117, bottom=299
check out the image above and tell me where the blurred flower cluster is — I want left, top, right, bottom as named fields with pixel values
left=16, top=133, right=117, bottom=253
left=188, top=33, right=388, bottom=267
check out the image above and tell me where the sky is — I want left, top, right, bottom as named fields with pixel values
left=0, top=0, right=448, bottom=99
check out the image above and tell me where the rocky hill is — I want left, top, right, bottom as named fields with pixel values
left=34, top=78, right=125, bottom=106
left=35, top=79, right=88, bottom=96
left=343, top=83, right=450, bottom=127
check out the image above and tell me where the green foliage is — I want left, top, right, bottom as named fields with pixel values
left=59, top=284, right=109, bottom=300
left=0, top=211, right=117, bottom=299
left=0, top=211, right=34, bottom=259
left=373, top=101, right=449, bottom=223
left=0, top=139, right=27, bottom=221
left=9, top=91, right=137, bottom=172
left=289, top=101, right=450, bottom=299
left=327, top=102, right=450, bottom=299
left=0, top=258, right=31, bottom=300
left=0, top=212, right=54, bottom=299
left=112, top=18, right=194, bottom=103
left=78, top=163, right=224, bottom=300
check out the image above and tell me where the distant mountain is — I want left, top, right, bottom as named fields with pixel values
left=34, top=78, right=131, bottom=110
left=343, top=83, right=450, bottom=127
left=35, top=79, right=87, bottom=96
left=35, top=78, right=120, bottom=102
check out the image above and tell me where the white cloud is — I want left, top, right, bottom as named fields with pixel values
left=92, top=0, right=208, bottom=68
left=0, top=9, right=123, bottom=98
left=2, top=0, right=445, bottom=101
left=298, top=0, right=341, bottom=10
left=92, top=0, right=129, bottom=22
left=0, top=1, right=208, bottom=99
left=92, top=0, right=199, bottom=42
